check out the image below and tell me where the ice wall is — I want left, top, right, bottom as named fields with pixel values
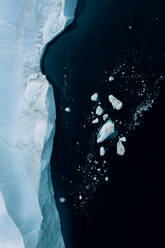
left=0, top=0, right=77, bottom=247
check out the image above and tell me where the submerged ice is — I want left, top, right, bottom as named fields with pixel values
left=0, top=0, right=77, bottom=247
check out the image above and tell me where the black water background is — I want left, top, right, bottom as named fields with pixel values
left=42, top=0, right=165, bottom=247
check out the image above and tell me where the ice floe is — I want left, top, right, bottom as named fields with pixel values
left=92, top=118, right=99, bottom=124
left=100, top=146, right=106, bottom=156
left=96, top=106, right=104, bottom=116
left=117, top=137, right=126, bottom=156
left=109, top=76, right=114, bottom=82
left=108, top=95, right=123, bottom=110
left=91, top=93, right=99, bottom=102
left=97, top=120, right=116, bottom=143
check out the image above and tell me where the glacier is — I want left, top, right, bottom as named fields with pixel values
left=0, top=0, right=77, bottom=247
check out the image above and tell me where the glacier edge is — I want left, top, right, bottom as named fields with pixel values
left=0, top=0, right=78, bottom=247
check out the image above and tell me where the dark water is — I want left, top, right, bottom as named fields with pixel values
left=42, top=0, right=165, bottom=247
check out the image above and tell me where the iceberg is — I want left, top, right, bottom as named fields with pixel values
left=96, top=106, right=104, bottom=116
left=91, top=93, right=99, bottom=102
left=117, top=137, right=126, bottom=156
left=108, top=95, right=123, bottom=110
left=0, top=0, right=77, bottom=247
left=100, top=146, right=106, bottom=157
left=97, top=120, right=116, bottom=144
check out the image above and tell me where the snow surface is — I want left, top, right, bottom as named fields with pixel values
left=0, top=0, right=77, bottom=247
left=0, top=192, right=25, bottom=248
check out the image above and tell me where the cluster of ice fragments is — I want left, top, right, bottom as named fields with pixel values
left=91, top=90, right=126, bottom=157
left=0, top=0, right=77, bottom=247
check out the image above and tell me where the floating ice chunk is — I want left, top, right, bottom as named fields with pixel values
left=116, top=137, right=125, bottom=156
left=59, top=197, right=66, bottom=203
left=92, top=118, right=99, bottom=124
left=97, top=120, right=116, bottom=143
left=91, top=93, right=99, bottom=102
left=100, top=146, right=106, bottom=156
left=105, top=177, right=109, bottom=182
left=96, top=106, right=104, bottom=116
left=79, top=195, right=82, bottom=200
left=103, top=114, right=109, bottom=121
left=117, top=136, right=126, bottom=156
left=117, top=141, right=125, bottom=156
left=108, top=95, right=123, bottom=110
left=109, top=76, right=114, bottom=82
left=65, top=107, right=71, bottom=112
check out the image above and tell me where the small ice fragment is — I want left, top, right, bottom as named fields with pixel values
left=119, top=137, right=126, bottom=142
left=65, top=107, right=71, bottom=112
left=96, top=106, right=104, bottom=116
left=97, top=120, right=115, bottom=143
left=91, top=93, right=99, bottom=102
left=100, top=146, right=105, bottom=156
left=93, top=176, right=97, bottom=181
left=117, top=141, right=125, bottom=156
left=103, top=114, right=109, bottom=121
left=105, top=177, right=109, bottom=182
left=79, top=195, right=82, bottom=200
left=59, top=197, right=66, bottom=203
left=129, top=25, right=132, bottom=29
left=108, top=95, right=123, bottom=110
left=92, top=118, right=99, bottom=124
left=109, top=76, right=114, bottom=82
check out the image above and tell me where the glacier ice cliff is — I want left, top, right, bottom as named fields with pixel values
left=0, top=0, right=77, bottom=247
